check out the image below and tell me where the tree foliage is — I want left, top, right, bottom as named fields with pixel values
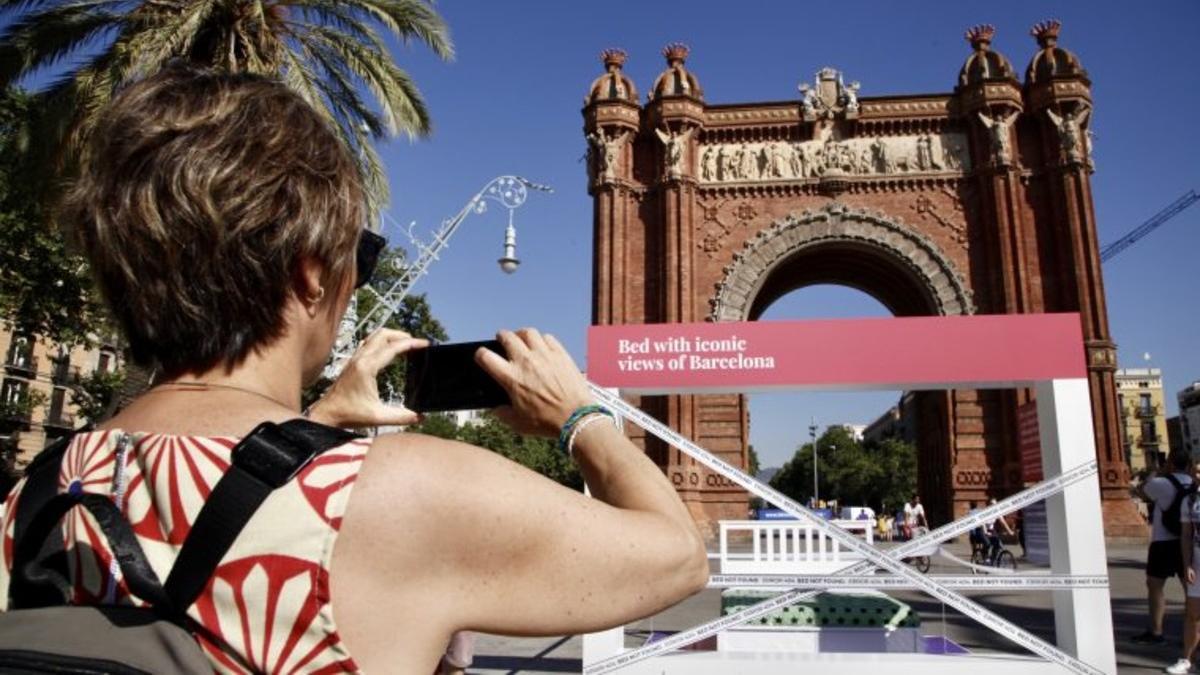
left=302, top=244, right=446, bottom=408
left=0, top=0, right=454, bottom=208
left=0, top=88, right=106, bottom=343
left=70, top=368, right=125, bottom=426
left=769, top=426, right=917, bottom=514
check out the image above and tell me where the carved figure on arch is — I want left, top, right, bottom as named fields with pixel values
left=870, top=137, right=894, bottom=173
left=738, top=143, right=756, bottom=179
left=858, top=148, right=873, bottom=174
left=843, top=80, right=861, bottom=114
left=916, top=135, right=941, bottom=171
left=1046, top=107, right=1090, bottom=166
left=799, top=82, right=823, bottom=118
left=977, top=109, right=1019, bottom=167
left=722, top=146, right=739, bottom=180
left=654, top=126, right=694, bottom=179
left=701, top=146, right=718, bottom=182
left=588, top=128, right=629, bottom=184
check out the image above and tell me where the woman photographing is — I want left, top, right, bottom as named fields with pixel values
left=0, top=66, right=708, bottom=674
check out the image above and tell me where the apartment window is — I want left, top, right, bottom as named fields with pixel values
left=1142, top=420, right=1158, bottom=443
left=48, top=387, right=66, bottom=422
left=5, top=336, right=32, bottom=368
left=1, top=378, right=27, bottom=404
left=1140, top=394, right=1153, bottom=413
left=98, top=351, right=112, bottom=373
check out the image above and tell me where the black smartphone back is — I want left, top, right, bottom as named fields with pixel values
left=403, top=340, right=510, bottom=412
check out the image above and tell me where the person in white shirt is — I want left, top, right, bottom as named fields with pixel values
left=903, top=494, right=927, bottom=539
left=1165, top=463, right=1200, bottom=674
left=1136, top=451, right=1195, bottom=646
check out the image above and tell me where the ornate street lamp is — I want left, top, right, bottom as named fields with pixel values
left=326, top=175, right=551, bottom=378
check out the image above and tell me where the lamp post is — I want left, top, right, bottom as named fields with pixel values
left=326, top=175, right=552, bottom=378
left=809, top=417, right=819, bottom=507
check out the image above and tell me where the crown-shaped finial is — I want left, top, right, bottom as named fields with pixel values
left=600, top=48, right=627, bottom=71
left=964, top=24, right=995, bottom=49
left=1031, top=19, right=1061, bottom=47
left=662, top=42, right=690, bottom=65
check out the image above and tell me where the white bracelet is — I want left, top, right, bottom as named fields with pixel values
left=567, top=413, right=616, bottom=458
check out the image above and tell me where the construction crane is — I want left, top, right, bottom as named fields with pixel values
left=324, top=175, right=551, bottom=379
left=1100, top=189, right=1199, bottom=262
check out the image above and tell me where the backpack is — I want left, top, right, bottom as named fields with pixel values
left=0, top=419, right=357, bottom=674
left=1161, top=474, right=1198, bottom=538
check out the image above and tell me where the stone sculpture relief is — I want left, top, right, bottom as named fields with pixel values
left=655, top=126, right=694, bottom=179
left=977, top=110, right=1019, bottom=167
left=695, top=132, right=970, bottom=184
left=587, top=128, right=629, bottom=184
left=1046, top=107, right=1090, bottom=166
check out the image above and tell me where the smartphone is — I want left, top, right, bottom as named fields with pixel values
left=403, top=340, right=510, bottom=412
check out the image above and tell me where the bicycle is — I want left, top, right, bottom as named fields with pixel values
left=903, top=525, right=933, bottom=573
left=970, top=536, right=1017, bottom=573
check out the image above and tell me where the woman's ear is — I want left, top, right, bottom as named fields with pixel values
left=295, top=257, right=327, bottom=317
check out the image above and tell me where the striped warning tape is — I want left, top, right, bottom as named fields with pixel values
left=584, top=384, right=1105, bottom=675
left=707, top=573, right=1109, bottom=590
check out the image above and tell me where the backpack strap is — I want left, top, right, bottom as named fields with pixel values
left=162, top=419, right=358, bottom=613
left=12, top=492, right=171, bottom=609
left=9, top=419, right=358, bottom=617
left=9, top=433, right=78, bottom=609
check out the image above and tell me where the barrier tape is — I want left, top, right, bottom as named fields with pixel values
left=708, top=573, right=1109, bottom=590
left=585, top=384, right=1105, bottom=675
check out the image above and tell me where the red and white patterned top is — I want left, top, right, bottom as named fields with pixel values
left=0, top=429, right=373, bottom=674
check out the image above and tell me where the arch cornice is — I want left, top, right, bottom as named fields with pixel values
left=709, top=202, right=975, bottom=321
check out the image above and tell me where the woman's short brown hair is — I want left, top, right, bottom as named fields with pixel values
left=63, top=65, right=366, bottom=376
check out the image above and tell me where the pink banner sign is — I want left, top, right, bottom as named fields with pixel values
left=586, top=313, right=1086, bottom=394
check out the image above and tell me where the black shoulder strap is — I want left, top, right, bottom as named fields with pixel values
left=1167, top=474, right=1184, bottom=492
left=9, top=433, right=77, bottom=608
left=162, top=419, right=358, bottom=613
left=9, top=420, right=358, bottom=616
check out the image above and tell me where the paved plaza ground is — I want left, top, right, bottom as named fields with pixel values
left=468, top=541, right=1186, bottom=674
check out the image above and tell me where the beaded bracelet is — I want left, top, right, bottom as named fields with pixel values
left=566, top=413, right=616, bottom=458
left=557, top=404, right=614, bottom=453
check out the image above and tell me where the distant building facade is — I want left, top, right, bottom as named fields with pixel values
left=0, top=327, right=120, bottom=469
left=1115, top=368, right=1169, bottom=473
left=863, top=393, right=917, bottom=446
left=1168, top=416, right=1184, bottom=455
left=1180, top=382, right=1200, bottom=458
left=837, top=424, right=867, bottom=442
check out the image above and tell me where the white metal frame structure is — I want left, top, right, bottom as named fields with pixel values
left=580, top=316, right=1116, bottom=675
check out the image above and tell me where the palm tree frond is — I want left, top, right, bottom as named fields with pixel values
left=0, top=4, right=122, bottom=87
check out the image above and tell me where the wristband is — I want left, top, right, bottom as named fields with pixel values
left=557, top=404, right=614, bottom=453
left=566, top=413, right=616, bottom=458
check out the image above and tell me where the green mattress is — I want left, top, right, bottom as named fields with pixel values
left=720, top=590, right=920, bottom=628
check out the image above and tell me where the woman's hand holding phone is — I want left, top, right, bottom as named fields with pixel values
left=475, top=328, right=594, bottom=437
left=308, top=328, right=428, bottom=429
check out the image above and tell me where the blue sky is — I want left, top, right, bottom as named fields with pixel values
left=377, top=1, right=1198, bottom=467
left=7, top=1, right=1196, bottom=468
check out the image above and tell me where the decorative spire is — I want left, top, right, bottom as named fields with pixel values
left=1030, top=19, right=1062, bottom=48
left=600, top=48, right=627, bottom=72
left=662, top=42, right=690, bottom=66
left=964, top=24, right=995, bottom=50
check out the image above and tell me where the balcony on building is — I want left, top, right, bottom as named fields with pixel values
left=1136, top=403, right=1160, bottom=419
left=3, top=354, right=37, bottom=378
left=42, top=409, right=76, bottom=430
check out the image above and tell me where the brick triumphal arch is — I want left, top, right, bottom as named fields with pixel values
left=582, top=23, right=1142, bottom=537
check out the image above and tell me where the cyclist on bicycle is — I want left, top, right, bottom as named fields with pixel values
left=984, top=497, right=1015, bottom=565
left=966, top=501, right=987, bottom=556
